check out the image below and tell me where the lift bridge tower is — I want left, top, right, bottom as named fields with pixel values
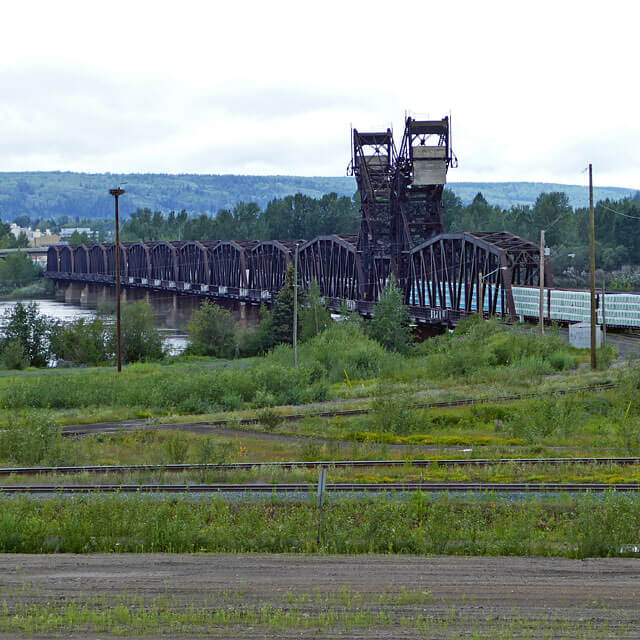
left=349, top=116, right=455, bottom=299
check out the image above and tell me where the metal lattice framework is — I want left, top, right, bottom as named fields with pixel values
left=106, top=244, right=127, bottom=277
left=249, top=240, right=294, bottom=292
left=179, top=241, right=210, bottom=284
left=59, top=246, right=73, bottom=273
left=127, top=243, right=151, bottom=280
left=407, top=232, right=546, bottom=317
left=47, top=246, right=60, bottom=272
left=149, top=242, right=178, bottom=281
left=298, top=235, right=364, bottom=301
left=208, top=241, right=254, bottom=290
left=88, top=244, right=107, bottom=274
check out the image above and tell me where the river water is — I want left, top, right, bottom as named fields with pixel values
left=0, top=284, right=265, bottom=356
left=0, top=296, right=192, bottom=355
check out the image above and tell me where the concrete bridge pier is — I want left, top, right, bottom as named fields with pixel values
left=79, top=283, right=90, bottom=306
left=64, top=281, right=84, bottom=305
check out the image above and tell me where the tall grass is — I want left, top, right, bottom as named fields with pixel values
left=0, top=493, right=638, bottom=558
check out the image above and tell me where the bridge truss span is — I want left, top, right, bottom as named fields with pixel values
left=298, top=235, right=364, bottom=304
left=407, top=232, right=544, bottom=317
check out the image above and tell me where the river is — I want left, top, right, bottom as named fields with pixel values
left=0, top=296, right=190, bottom=355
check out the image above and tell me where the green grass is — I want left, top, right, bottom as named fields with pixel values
left=0, top=492, right=639, bottom=558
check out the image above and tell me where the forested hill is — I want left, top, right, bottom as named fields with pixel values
left=0, top=171, right=636, bottom=220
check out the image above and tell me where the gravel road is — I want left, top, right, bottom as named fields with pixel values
left=0, top=554, right=639, bottom=638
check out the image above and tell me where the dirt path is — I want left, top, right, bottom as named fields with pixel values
left=0, top=554, right=639, bottom=638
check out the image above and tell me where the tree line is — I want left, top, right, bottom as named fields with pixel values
left=120, top=192, right=360, bottom=242
left=443, top=190, right=640, bottom=284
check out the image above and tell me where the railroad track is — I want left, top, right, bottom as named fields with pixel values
left=61, top=382, right=617, bottom=437
left=1, top=482, right=638, bottom=494
left=2, top=455, right=640, bottom=477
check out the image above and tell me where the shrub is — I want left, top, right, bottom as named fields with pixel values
left=2, top=302, right=53, bottom=367
left=196, top=438, right=234, bottom=464
left=107, top=302, right=164, bottom=363
left=257, top=408, right=283, bottom=432
left=164, top=433, right=189, bottom=463
left=1, top=338, right=28, bottom=370
left=369, top=394, right=416, bottom=435
left=0, top=251, right=42, bottom=292
left=49, top=317, right=108, bottom=366
left=186, top=300, right=237, bottom=358
left=0, top=411, right=68, bottom=465
left=300, top=279, right=332, bottom=342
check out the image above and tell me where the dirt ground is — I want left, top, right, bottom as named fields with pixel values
left=0, top=553, right=639, bottom=638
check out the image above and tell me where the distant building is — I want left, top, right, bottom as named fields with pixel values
left=59, top=227, right=94, bottom=238
left=10, top=223, right=60, bottom=247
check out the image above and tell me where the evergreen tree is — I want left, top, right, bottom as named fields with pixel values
left=300, top=279, right=331, bottom=341
left=367, top=274, right=412, bottom=354
left=270, top=264, right=302, bottom=345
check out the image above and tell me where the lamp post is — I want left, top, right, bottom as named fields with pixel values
left=109, top=188, right=125, bottom=372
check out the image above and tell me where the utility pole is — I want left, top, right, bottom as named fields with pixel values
left=293, top=242, right=299, bottom=368
left=602, top=282, right=607, bottom=345
left=109, top=188, right=125, bottom=373
left=589, top=164, right=597, bottom=369
left=539, top=229, right=545, bottom=336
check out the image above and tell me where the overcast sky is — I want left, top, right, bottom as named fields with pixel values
left=1, top=0, right=637, bottom=188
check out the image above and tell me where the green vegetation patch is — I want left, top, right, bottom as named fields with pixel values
left=0, top=493, right=639, bottom=558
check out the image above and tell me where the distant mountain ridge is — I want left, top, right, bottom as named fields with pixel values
left=0, top=172, right=636, bottom=220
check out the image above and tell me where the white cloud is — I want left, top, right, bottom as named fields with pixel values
left=0, top=0, right=638, bottom=187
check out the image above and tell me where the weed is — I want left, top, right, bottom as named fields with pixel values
left=163, top=433, right=189, bottom=464
left=257, top=408, right=283, bottom=432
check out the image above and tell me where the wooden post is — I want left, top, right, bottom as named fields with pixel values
left=293, top=243, right=299, bottom=368
left=539, top=229, right=545, bottom=336
left=602, top=282, right=607, bottom=345
left=589, top=164, right=597, bottom=369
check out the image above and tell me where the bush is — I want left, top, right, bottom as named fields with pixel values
left=412, top=316, right=581, bottom=382
left=0, top=411, right=68, bottom=465
left=164, top=433, right=189, bottom=463
left=107, top=302, right=164, bottom=364
left=196, top=438, right=234, bottom=464
left=186, top=300, right=237, bottom=358
left=1, top=339, right=28, bottom=370
left=2, top=302, right=53, bottom=367
left=49, top=317, right=108, bottom=366
left=300, top=279, right=332, bottom=341
left=369, top=394, right=416, bottom=435
left=257, top=408, right=283, bottom=432
left=268, top=323, right=400, bottom=383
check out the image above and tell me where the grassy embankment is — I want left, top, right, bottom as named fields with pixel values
left=0, top=492, right=639, bottom=559
left=0, top=318, right=635, bottom=474
left=0, top=318, right=639, bottom=562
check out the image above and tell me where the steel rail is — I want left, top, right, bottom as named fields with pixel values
left=1, top=482, right=639, bottom=494
left=60, top=382, right=616, bottom=437
left=2, top=455, right=640, bottom=477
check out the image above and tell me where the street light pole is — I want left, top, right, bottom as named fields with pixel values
left=109, top=188, right=125, bottom=372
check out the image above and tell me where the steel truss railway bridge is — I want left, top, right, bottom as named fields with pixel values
left=46, top=116, right=548, bottom=326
